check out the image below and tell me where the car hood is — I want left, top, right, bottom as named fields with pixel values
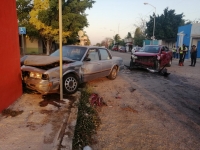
left=134, top=52, right=158, bottom=57
left=23, top=55, right=74, bottom=66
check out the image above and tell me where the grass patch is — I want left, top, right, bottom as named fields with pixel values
left=72, top=88, right=101, bottom=150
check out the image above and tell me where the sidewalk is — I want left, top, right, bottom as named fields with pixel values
left=0, top=92, right=80, bottom=150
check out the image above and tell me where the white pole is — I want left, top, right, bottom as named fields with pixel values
left=59, top=0, right=63, bottom=100
left=153, top=7, right=156, bottom=45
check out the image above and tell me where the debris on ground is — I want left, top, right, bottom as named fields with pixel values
left=83, top=145, right=92, bottom=150
left=130, top=88, right=136, bottom=93
left=89, top=93, right=107, bottom=106
left=115, top=91, right=122, bottom=99
left=115, top=96, right=121, bottom=99
left=39, top=94, right=66, bottom=108
left=2, top=109, right=23, bottom=117
left=121, top=106, right=138, bottom=113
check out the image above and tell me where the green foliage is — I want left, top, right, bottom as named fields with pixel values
left=16, top=0, right=33, bottom=25
left=134, top=27, right=145, bottom=46
left=118, top=40, right=125, bottom=46
left=113, top=34, right=121, bottom=44
left=72, top=89, right=101, bottom=150
left=17, top=0, right=95, bottom=54
left=146, top=7, right=185, bottom=42
left=126, top=32, right=132, bottom=38
left=16, top=0, right=39, bottom=40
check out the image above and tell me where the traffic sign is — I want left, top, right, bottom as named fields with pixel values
left=19, top=27, right=26, bottom=34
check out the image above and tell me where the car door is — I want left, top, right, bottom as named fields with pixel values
left=82, top=48, right=102, bottom=82
left=98, top=48, right=113, bottom=77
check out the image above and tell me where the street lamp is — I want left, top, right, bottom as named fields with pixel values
left=144, top=2, right=156, bottom=45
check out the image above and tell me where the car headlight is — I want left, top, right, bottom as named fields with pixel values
left=30, top=72, right=42, bottom=79
left=133, top=55, right=138, bottom=59
left=157, top=55, right=160, bottom=60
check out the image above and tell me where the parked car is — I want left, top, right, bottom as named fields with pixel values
left=130, top=45, right=172, bottom=71
left=21, top=45, right=123, bottom=95
left=112, top=45, right=118, bottom=51
left=118, top=46, right=126, bottom=53
left=131, top=46, right=141, bottom=54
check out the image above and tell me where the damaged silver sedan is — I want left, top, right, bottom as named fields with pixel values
left=21, top=45, right=123, bottom=95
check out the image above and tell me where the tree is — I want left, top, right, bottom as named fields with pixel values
left=113, top=34, right=121, bottom=44
left=101, top=37, right=112, bottom=48
left=146, top=7, right=185, bottom=42
left=95, top=43, right=101, bottom=46
left=16, top=0, right=40, bottom=41
left=126, top=32, right=132, bottom=38
left=17, top=0, right=95, bottom=55
left=134, top=27, right=145, bottom=46
left=16, top=0, right=33, bottom=25
left=134, top=16, right=146, bottom=36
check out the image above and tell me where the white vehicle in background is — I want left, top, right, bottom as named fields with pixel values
left=131, top=46, right=142, bottom=54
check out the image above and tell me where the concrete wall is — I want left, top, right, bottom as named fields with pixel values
left=177, top=24, right=192, bottom=47
left=25, top=37, right=43, bottom=54
left=0, top=0, right=22, bottom=112
left=177, top=24, right=192, bottom=59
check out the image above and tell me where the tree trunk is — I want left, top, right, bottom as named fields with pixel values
left=46, top=40, right=50, bottom=55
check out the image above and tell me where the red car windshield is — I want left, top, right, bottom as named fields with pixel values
left=140, top=46, right=160, bottom=53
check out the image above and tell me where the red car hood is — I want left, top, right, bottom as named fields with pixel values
left=134, top=52, right=158, bottom=57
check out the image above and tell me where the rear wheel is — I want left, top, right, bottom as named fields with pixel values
left=63, top=74, right=79, bottom=94
left=107, top=66, right=118, bottom=80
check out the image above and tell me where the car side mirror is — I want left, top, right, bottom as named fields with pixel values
left=84, top=57, right=91, bottom=61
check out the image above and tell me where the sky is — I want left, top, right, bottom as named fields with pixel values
left=84, top=0, right=200, bottom=45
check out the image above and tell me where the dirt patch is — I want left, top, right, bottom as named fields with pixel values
left=88, top=59, right=200, bottom=150
left=2, top=109, right=23, bottom=117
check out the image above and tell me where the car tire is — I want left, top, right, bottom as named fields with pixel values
left=107, top=66, right=118, bottom=80
left=130, top=59, right=134, bottom=68
left=167, top=58, right=172, bottom=67
left=63, top=74, right=79, bottom=94
left=155, top=60, right=160, bottom=71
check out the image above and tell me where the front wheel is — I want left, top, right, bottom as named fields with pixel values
left=107, top=66, right=118, bottom=80
left=155, top=60, right=160, bottom=71
left=63, top=74, right=79, bottom=94
left=167, top=58, right=172, bottom=67
left=130, top=59, right=134, bottom=68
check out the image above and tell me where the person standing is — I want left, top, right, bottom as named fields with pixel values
left=182, top=45, right=188, bottom=63
left=176, top=46, right=179, bottom=59
left=189, top=45, right=197, bottom=67
left=172, top=46, right=177, bottom=58
left=179, top=44, right=186, bottom=66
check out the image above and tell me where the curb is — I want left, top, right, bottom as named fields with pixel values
left=53, top=92, right=80, bottom=150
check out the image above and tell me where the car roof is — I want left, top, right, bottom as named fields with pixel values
left=144, top=45, right=164, bottom=47
left=63, top=45, right=106, bottom=49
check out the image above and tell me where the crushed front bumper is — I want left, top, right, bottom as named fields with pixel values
left=23, top=77, right=59, bottom=94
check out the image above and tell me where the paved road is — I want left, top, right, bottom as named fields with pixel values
left=109, top=50, right=131, bottom=66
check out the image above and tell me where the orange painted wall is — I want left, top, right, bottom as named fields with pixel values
left=0, top=0, right=22, bottom=112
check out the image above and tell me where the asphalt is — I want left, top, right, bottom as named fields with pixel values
left=0, top=91, right=80, bottom=150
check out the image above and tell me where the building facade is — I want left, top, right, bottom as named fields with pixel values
left=177, top=23, right=200, bottom=58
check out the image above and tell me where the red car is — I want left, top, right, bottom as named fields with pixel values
left=112, top=45, right=118, bottom=51
left=130, top=45, right=173, bottom=71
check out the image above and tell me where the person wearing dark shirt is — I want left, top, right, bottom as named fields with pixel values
left=189, top=45, right=197, bottom=67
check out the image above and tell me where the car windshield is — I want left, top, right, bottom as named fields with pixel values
left=50, top=46, right=87, bottom=61
left=139, top=46, right=160, bottom=53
